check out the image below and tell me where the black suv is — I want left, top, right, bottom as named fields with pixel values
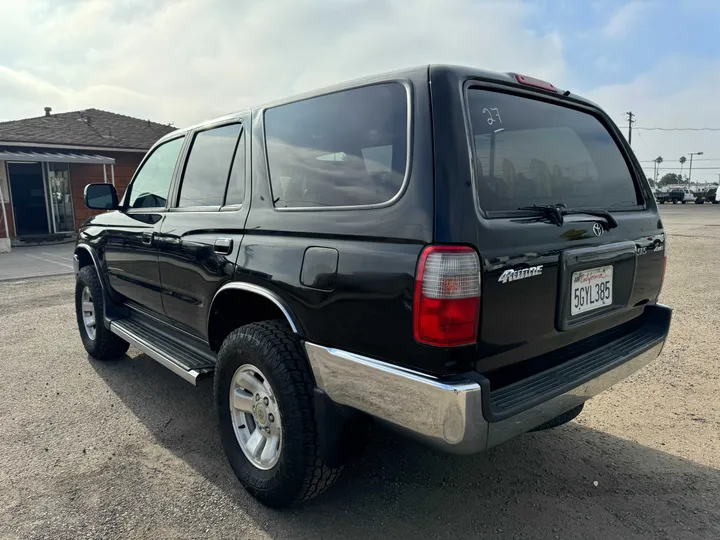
left=74, top=65, right=671, bottom=508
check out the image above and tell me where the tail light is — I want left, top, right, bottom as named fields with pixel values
left=515, top=73, right=558, bottom=92
left=413, top=245, right=481, bottom=347
left=659, top=235, right=668, bottom=295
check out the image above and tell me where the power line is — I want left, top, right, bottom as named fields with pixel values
left=642, top=166, right=720, bottom=170
left=635, top=126, right=720, bottom=131
left=639, top=157, right=720, bottom=162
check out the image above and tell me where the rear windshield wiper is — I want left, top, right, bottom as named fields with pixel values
left=518, top=204, right=618, bottom=230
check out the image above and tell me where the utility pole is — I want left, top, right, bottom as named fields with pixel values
left=688, top=151, right=703, bottom=184
left=625, top=111, right=635, bottom=146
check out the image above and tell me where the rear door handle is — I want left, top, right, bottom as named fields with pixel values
left=214, top=238, right=233, bottom=254
left=142, top=231, right=154, bottom=245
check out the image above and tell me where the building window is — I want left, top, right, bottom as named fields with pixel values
left=48, top=163, right=74, bottom=233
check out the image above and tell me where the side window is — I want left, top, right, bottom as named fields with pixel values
left=223, top=129, right=245, bottom=206
left=179, top=123, right=242, bottom=208
left=128, top=136, right=185, bottom=209
left=264, top=82, right=408, bottom=208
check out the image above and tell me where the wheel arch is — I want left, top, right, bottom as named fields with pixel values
left=74, top=244, right=104, bottom=287
left=207, top=282, right=303, bottom=351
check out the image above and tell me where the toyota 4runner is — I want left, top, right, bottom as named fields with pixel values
left=74, top=65, right=671, bottom=508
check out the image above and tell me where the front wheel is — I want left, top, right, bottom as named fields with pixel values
left=214, top=321, right=342, bottom=507
left=75, top=266, right=129, bottom=360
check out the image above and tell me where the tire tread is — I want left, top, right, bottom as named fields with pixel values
left=76, top=266, right=129, bottom=360
left=216, top=320, right=341, bottom=505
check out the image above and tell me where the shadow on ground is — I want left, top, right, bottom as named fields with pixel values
left=92, top=353, right=720, bottom=540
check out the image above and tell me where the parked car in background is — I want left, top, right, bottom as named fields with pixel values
left=708, top=186, right=719, bottom=204
left=668, top=186, right=694, bottom=204
left=654, top=190, right=670, bottom=204
left=73, top=65, right=671, bottom=508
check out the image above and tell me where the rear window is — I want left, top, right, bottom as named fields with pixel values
left=264, top=83, right=408, bottom=208
left=467, top=89, right=639, bottom=213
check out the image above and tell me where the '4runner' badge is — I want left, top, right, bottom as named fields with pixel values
left=498, top=265, right=544, bottom=284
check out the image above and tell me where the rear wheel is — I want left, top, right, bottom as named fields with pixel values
left=215, top=320, right=342, bottom=507
left=75, top=266, right=129, bottom=360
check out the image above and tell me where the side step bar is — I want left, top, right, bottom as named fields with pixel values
left=109, top=318, right=215, bottom=385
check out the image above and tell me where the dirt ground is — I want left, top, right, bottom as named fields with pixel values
left=0, top=205, right=718, bottom=540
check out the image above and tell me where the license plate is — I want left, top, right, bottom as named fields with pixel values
left=570, top=265, right=613, bottom=316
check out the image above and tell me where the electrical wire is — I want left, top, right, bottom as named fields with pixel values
left=635, top=127, right=720, bottom=131
left=642, top=166, right=720, bottom=170
left=639, top=157, right=720, bottom=162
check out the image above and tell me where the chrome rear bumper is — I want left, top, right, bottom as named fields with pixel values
left=305, top=305, right=670, bottom=454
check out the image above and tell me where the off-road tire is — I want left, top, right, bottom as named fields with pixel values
left=530, top=403, right=584, bottom=432
left=215, top=320, right=342, bottom=508
left=75, top=266, right=129, bottom=360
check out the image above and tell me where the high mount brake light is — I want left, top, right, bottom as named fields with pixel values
left=515, top=73, right=558, bottom=92
left=413, top=246, right=481, bottom=347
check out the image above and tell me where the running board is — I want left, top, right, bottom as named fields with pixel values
left=109, top=318, right=215, bottom=385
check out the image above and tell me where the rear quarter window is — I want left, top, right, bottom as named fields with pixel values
left=264, top=83, right=408, bottom=208
left=467, top=89, right=640, bottom=213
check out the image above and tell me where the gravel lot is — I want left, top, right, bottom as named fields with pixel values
left=1, top=205, right=718, bottom=540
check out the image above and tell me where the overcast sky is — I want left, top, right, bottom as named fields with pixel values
left=1, top=0, right=719, bottom=182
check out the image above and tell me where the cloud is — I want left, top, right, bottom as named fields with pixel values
left=1, top=0, right=718, bottom=185
left=586, top=55, right=720, bottom=183
left=602, top=1, right=649, bottom=38
left=0, top=0, right=565, bottom=126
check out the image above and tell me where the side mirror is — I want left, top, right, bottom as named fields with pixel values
left=84, top=183, right=119, bottom=210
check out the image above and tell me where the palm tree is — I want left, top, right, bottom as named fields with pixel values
left=655, top=156, right=663, bottom=183
left=679, top=156, right=686, bottom=179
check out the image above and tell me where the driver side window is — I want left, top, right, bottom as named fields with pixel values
left=127, top=136, right=185, bottom=209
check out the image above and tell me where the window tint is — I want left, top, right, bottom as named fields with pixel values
left=264, top=83, right=408, bottom=208
left=179, top=124, right=242, bottom=207
left=467, top=89, right=639, bottom=212
left=223, top=130, right=245, bottom=206
left=361, top=145, right=393, bottom=173
left=128, top=136, right=185, bottom=209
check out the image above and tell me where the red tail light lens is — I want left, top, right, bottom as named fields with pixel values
left=658, top=235, right=668, bottom=297
left=515, top=73, right=558, bottom=92
left=413, top=246, right=481, bottom=347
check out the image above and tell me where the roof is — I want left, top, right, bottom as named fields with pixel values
left=0, top=149, right=114, bottom=164
left=0, top=108, right=176, bottom=150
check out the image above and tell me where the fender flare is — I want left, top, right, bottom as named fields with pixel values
left=208, top=282, right=302, bottom=335
left=74, top=244, right=106, bottom=289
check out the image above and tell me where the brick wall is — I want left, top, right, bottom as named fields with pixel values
left=1, top=202, right=14, bottom=238
left=70, top=152, right=144, bottom=230
left=0, top=161, right=15, bottom=238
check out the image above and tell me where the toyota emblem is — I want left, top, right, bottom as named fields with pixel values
left=592, top=223, right=604, bottom=237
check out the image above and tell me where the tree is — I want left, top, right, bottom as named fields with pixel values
left=659, top=172, right=684, bottom=186
left=679, top=156, right=686, bottom=177
left=647, top=176, right=656, bottom=188
left=654, top=156, right=664, bottom=182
